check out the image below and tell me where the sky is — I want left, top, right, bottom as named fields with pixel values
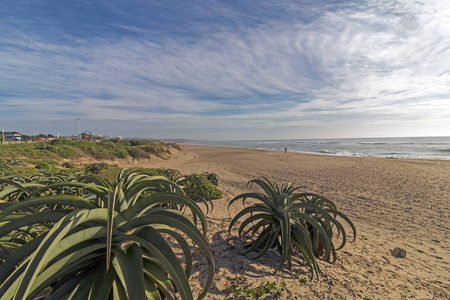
left=1, top=0, right=449, bottom=140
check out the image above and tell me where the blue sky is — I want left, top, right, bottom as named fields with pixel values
left=1, top=0, right=449, bottom=140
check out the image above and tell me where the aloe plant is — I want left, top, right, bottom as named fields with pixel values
left=291, top=192, right=356, bottom=260
left=0, top=171, right=86, bottom=203
left=4, top=158, right=23, bottom=167
left=61, top=161, right=77, bottom=169
left=229, top=178, right=356, bottom=280
left=84, top=162, right=109, bottom=174
left=0, top=178, right=44, bottom=202
left=30, top=170, right=72, bottom=184
left=156, top=168, right=181, bottom=182
left=0, top=172, right=215, bottom=299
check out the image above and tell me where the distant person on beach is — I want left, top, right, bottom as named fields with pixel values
left=285, top=147, right=287, bottom=154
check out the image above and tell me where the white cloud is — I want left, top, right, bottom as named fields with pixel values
left=0, top=0, right=449, bottom=139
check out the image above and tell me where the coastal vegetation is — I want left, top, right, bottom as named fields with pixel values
left=0, top=141, right=356, bottom=299
left=0, top=169, right=217, bottom=299
left=0, top=138, right=180, bottom=161
left=228, top=178, right=356, bottom=280
left=226, top=275, right=286, bottom=300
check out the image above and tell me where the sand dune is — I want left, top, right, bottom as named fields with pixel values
left=121, top=144, right=450, bottom=299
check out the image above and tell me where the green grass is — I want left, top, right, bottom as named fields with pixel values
left=0, top=143, right=58, bottom=159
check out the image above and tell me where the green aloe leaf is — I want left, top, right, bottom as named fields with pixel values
left=0, top=196, right=97, bottom=221
left=111, top=244, right=147, bottom=300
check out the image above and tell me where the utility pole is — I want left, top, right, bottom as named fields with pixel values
left=77, top=118, right=81, bottom=140
left=2, top=124, right=4, bottom=142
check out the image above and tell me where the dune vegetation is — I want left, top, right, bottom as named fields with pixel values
left=0, top=139, right=181, bottom=161
left=228, top=178, right=356, bottom=281
left=0, top=141, right=355, bottom=299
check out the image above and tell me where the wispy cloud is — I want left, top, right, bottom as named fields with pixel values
left=0, top=0, right=449, bottom=139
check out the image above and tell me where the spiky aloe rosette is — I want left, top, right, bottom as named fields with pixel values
left=229, top=177, right=356, bottom=280
left=0, top=171, right=214, bottom=300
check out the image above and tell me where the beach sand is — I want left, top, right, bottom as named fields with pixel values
left=122, top=144, right=450, bottom=299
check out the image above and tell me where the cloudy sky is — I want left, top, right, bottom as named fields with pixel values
left=1, top=0, right=449, bottom=140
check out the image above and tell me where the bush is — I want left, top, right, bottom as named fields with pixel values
left=202, top=172, right=219, bottom=186
left=169, top=142, right=182, bottom=151
left=1, top=139, right=180, bottom=161
left=50, top=139, right=77, bottom=146
left=51, top=145, right=76, bottom=158
left=35, top=160, right=58, bottom=170
left=128, top=148, right=150, bottom=159
left=99, top=141, right=117, bottom=149
left=129, top=139, right=148, bottom=146
left=184, top=174, right=223, bottom=200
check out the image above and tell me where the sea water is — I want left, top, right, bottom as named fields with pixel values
left=187, top=136, right=450, bottom=160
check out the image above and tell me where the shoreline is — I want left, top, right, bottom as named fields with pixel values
left=129, top=144, right=450, bottom=299
left=180, top=142, right=450, bottom=162
left=180, top=137, right=450, bottom=161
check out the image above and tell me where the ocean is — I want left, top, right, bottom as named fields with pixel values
left=186, top=136, right=450, bottom=160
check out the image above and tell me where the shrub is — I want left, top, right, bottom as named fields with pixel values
left=1, top=139, right=180, bottom=162
left=51, top=145, right=76, bottom=158
left=202, top=172, right=219, bottom=186
left=34, top=160, right=58, bottom=170
left=128, top=148, right=150, bottom=159
left=227, top=275, right=286, bottom=300
left=129, top=139, right=148, bottom=146
left=50, top=139, right=77, bottom=146
left=169, top=142, right=182, bottom=151
left=140, top=143, right=171, bottom=157
left=184, top=173, right=223, bottom=200
left=99, top=141, right=118, bottom=149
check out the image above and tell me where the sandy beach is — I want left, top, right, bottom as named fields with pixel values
left=123, top=144, right=449, bottom=299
